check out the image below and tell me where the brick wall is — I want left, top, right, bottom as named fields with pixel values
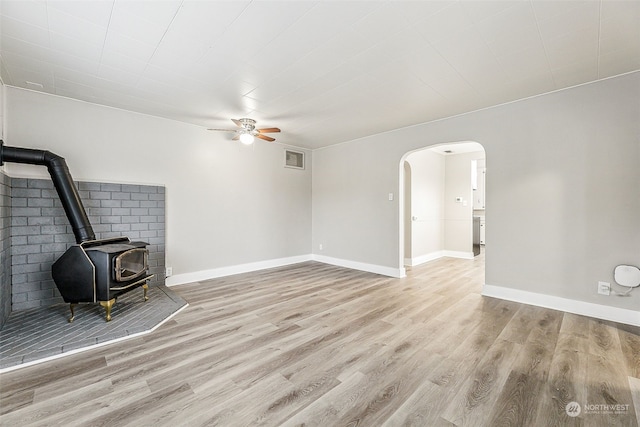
left=11, top=178, right=165, bottom=311
left=0, top=172, right=11, bottom=326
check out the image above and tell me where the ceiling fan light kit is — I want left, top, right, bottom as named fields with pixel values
left=239, top=132, right=254, bottom=145
left=209, top=118, right=281, bottom=144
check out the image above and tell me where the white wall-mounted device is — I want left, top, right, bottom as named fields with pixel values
left=614, top=265, right=640, bottom=288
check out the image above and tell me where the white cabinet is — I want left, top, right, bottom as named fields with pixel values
left=473, top=167, right=486, bottom=210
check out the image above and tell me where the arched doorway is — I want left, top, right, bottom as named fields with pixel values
left=399, top=141, right=486, bottom=270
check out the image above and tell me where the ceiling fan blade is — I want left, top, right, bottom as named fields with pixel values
left=255, top=134, right=275, bottom=142
left=257, top=127, right=281, bottom=134
left=231, top=118, right=242, bottom=127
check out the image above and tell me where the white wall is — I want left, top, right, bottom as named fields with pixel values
left=3, top=87, right=312, bottom=280
left=312, top=72, right=640, bottom=316
left=443, top=151, right=484, bottom=256
left=404, top=149, right=445, bottom=264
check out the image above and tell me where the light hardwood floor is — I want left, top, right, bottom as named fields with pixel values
left=1, top=254, right=639, bottom=426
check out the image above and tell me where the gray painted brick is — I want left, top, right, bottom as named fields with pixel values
left=28, top=198, right=54, bottom=208
left=100, top=216, right=122, bottom=224
left=41, top=189, right=58, bottom=198
left=12, top=226, right=41, bottom=236
left=131, top=193, right=149, bottom=201
left=41, top=243, right=69, bottom=253
left=28, top=180, right=53, bottom=189
left=101, top=199, right=122, bottom=208
left=131, top=208, right=149, bottom=216
left=12, top=300, right=41, bottom=310
left=79, top=182, right=101, bottom=191
left=27, top=253, right=55, bottom=264
left=112, top=193, right=131, bottom=200
left=87, top=207, right=112, bottom=216
left=111, top=224, right=131, bottom=232
left=28, top=216, right=54, bottom=225
left=12, top=273, right=27, bottom=284
left=89, top=191, right=111, bottom=200
left=28, top=289, right=55, bottom=301
left=27, top=235, right=55, bottom=245
left=41, top=225, right=68, bottom=234
left=11, top=198, right=27, bottom=207
left=139, top=230, right=157, bottom=239
left=11, top=217, right=27, bottom=226
left=12, top=207, right=42, bottom=217
left=101, top=183, right=121, bottom=192
left=12, top=188, right=41, bottom=198
left=12, top=292, right=27, bottom=303
left=27, top=271, right=52, bottom=282
left=42, top=207, right=66, bottom=216
left=111, top=208, right=131, bottom=216
left=14, top=281, right=42, bottom=292
left=122, top=184, right=141, bottom=193
left=82, top=199, right=102, bottom=208
left=12, top=245, right=42, bottom=255
left=12, top=236, right=27, bottom=245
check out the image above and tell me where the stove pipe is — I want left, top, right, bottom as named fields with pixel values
left=0, top=140, right=95, bottom=243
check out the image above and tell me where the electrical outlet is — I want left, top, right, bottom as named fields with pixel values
left=597, top=281, right=610, bottom=295
left=166, top=267, right=173, bottom=277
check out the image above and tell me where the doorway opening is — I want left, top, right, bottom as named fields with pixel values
left=400, top=141, right=486, bottom=272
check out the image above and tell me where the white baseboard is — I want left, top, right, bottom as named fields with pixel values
left=312, top=254, right=406, bottom=278
left=443, top=250, right=474, bottom=260
left=405, top=251, right=445, bottom=267
left=406, top=250, right=475, bottom=266
left=482, top=284, right=640, bottom=327
left=166, top=254, right=313, bottom=286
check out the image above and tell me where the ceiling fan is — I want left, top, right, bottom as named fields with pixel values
left=208, top=118, right=281, bottom=144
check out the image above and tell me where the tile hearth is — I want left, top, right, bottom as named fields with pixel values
left=0, top=285, right=187, bottom=371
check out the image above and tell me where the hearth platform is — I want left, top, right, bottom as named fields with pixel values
left=0, top=285, right=187, bottom=371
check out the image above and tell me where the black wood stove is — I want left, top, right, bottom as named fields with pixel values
left=1, top=141, right=154, bottom=322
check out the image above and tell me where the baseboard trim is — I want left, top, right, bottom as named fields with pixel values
left=406, top=250, right=475, bottom=266
left=312, top=254, right=406, bottom=278
left=482, top=284, right=640, bottom=327
left=405, top=251, right=445, bottom=267
left=443, top=250, right=474, bottom=260
left=166, top=254, right=313, bottom=286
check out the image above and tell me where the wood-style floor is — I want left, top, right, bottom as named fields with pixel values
left=1, top=254, right=639, bottom=426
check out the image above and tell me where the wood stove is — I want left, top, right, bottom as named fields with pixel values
left=52, top=237, right=154, bottom=322
left=0, top=141, right=154, bottom=322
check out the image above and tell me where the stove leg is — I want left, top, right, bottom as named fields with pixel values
left=142, top=284, right=149, bottom=301
left=68, top=303, right=77, bottom=323
left=100, top=299, right=115, bottom=322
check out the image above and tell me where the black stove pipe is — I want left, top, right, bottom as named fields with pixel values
left=0, top=140, right=95, bottom=243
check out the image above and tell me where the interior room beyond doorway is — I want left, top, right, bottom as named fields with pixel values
left=403, top=142, right=486, bottom=267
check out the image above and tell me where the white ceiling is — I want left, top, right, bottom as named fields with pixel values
left=1, top=1, right=638, bottom=150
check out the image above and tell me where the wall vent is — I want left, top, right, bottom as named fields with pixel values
left=285, top=150, right=304, bottom=169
